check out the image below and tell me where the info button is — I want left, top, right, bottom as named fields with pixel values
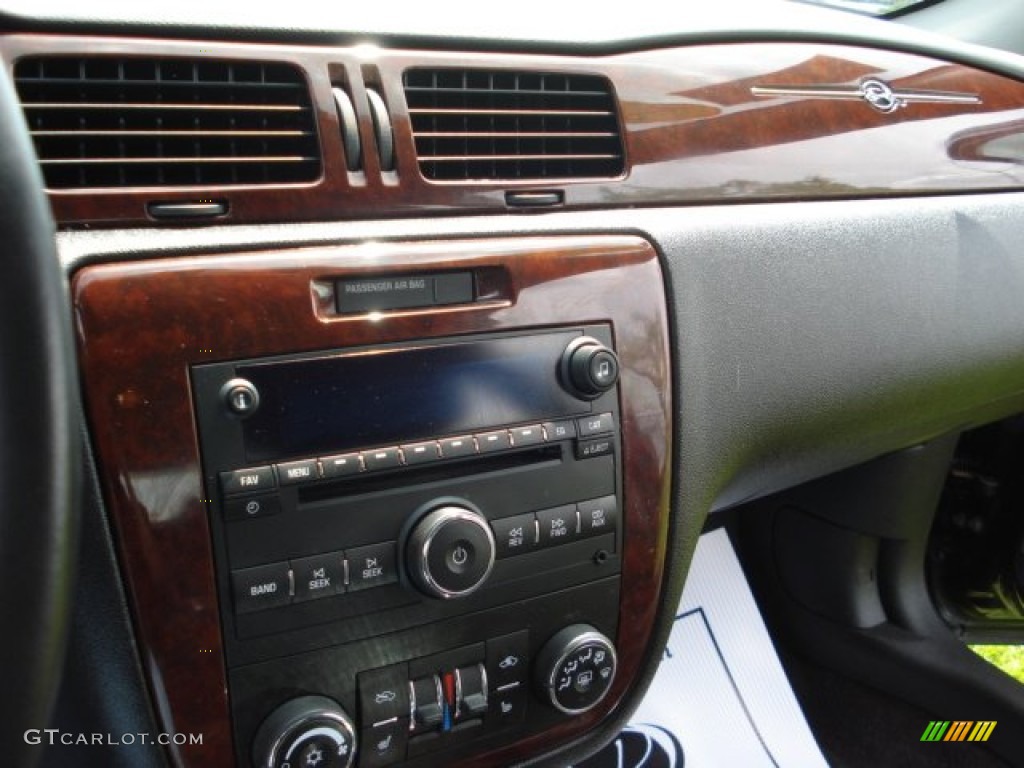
left=223, top=493, right=280, bottom=521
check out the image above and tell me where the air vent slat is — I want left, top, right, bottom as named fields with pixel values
left=40, top=156, right=317, bottom=165
left=15, top=56, right=321, bottom=190
left=404, top=68, right=624, bottom=182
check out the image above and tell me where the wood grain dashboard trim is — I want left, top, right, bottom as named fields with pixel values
left=4, top=33, right=1024, bottom=227
left=72, top=235, right=672, bottom=766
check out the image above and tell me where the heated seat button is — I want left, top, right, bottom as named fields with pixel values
left=488, top=681, right=527, bottom=726
left=347, top=542, right=398, bottom=591
left=291, top=551, right=344, bottom=601
left=536, top=504, right=580, bottom=547
left=223, top=493, right=280, bottom=521
left=220, top=465, right=276, bottom=496
left=358, top=720, right=408, bottom=768
left=276, top=458, right=320, bottom=485
left=576, top=412, right=615, bottom=438
left=231, top=562, right=291, bottom=613
left=486, top=629, right=529, bottom=689
left=491, top=513, right=538, bottom=558
left=579, top=495, right=619, bottom=538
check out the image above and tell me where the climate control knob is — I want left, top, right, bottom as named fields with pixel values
left=536, top=624, right=618, bottom=715
left=252, top=695, right=356, bottom=768
left=561, top=337, right=620, bottom=399
left=405, top=502, right=496, bottom=599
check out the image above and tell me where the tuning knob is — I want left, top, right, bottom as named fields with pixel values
left=536, top=624, right=618, bottom=715
left=252, top=695, right=356, bottom=768
left=405, top=502, right=496, bottom=599
left=561, top=337, right=620, bottom=399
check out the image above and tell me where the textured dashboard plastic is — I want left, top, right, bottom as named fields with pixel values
left=59, top=189, right=1024, bottom=765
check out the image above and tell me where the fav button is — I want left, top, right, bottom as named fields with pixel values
left=220, top=465, right=276, bottom=496
left=347, top=542, right=398, bottom=591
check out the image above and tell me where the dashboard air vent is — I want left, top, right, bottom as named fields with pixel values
left=403, top=69, right=624, bottom=181
left=13, top=57, right=321, bottom=189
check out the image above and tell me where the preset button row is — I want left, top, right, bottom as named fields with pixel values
left=220, top=417, right=605, bottom=498
left=231, top=541, right=396, bottom=614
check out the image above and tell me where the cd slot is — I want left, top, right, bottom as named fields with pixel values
left=298, top=444, right=564, bottom=504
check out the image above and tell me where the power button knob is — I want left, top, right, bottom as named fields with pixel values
left=220, top=377, right=260, bottom=417
left=405, top=503, right=496, bottom=599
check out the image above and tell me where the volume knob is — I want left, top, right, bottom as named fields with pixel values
left=405, top=502, right=496, bottom=599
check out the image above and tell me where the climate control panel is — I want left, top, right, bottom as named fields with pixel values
left=251, top=623, right=617, bottom=768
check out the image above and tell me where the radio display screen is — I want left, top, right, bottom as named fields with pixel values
left=238, top=331, right=592, bottom=461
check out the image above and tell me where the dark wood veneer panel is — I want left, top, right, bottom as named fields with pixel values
left=73, top=236, right=672, bottom=767
left=4, top=34, right=1024, bottom=226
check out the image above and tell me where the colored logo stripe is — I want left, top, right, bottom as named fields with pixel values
left=944, top=721, right=973, bottom=741
left=922, top=720, right=997, bottom=742
left=968, top=722, right=997, bottom=742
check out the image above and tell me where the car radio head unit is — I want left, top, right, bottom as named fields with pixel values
left=192, top=324, right=626, bottom=766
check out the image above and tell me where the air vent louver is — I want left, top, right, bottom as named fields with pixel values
left=14, top=57, right=321, bottom=189
left=403, top=69, right=624, bottom=181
